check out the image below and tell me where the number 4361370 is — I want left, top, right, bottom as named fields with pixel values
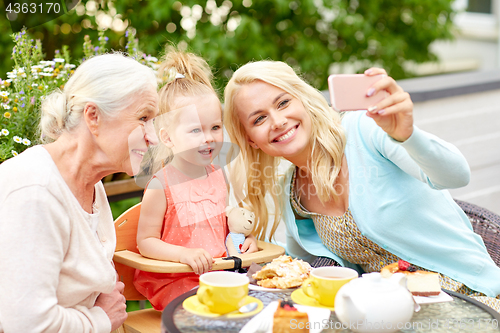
left=6, top=2, right=61, bottom=14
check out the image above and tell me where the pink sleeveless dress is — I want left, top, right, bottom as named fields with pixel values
left=133, top=164, right=228, bottom=310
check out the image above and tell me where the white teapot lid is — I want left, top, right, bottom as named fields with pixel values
left=350, top=272, right=406, bottom=293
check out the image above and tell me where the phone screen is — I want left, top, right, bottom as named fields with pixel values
left=328, top=74, right=388, bottom=112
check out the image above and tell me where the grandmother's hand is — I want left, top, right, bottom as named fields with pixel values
left=364, top=68, right=414, bottom=142
left=95, top=280, right=128, bottom=331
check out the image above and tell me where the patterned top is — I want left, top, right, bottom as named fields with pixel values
left=290, top=167, right=402, bottom=273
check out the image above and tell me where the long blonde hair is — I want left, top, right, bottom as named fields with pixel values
left=148, top=47, right=220, bottom=174
left=223, top=61, right=346, bottom=240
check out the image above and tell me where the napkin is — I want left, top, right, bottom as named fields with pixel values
left=246, top=262, right=263, bottom=285
left=240, top=301, right=330, bottom=333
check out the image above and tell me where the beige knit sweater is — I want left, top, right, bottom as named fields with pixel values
left=0, top=146, right=116, bottom=333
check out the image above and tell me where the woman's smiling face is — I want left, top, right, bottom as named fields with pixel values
left=234, top=80, right=312, bottom=161
left=97, top=88, right=159, bottom=176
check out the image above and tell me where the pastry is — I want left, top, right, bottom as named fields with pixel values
left=252, top=255, right=312, bottom=289
left=273, top=299, right=308, bottom=333
left=381, top=260, right=441, bottom=296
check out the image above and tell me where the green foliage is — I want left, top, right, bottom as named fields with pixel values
left=111, top=0, right=456, bottom=89
left=110, top=197, right=141, bottom=220
left=126, top=300, right=153, bottom=312
left=0, top=0, right=455, bottom=92
left=0, top=30, right=77, bottom=162
left=0, top=28, right=158, bottom=163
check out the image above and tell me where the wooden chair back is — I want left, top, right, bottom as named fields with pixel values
left=114, top=203, right=146, bottom=300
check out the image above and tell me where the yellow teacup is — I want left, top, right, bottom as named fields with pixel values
left=197, top=271, right=249, bottom=314
left=301, top=266, right=358, bottom=307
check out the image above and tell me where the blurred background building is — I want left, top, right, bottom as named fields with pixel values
left=413, top=0, right=499, bottom=75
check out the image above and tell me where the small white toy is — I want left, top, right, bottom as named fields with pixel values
left=225, top=206, right=255, bottom=256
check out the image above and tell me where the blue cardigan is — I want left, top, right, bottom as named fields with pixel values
left=280, top=111, right=500, bottom=297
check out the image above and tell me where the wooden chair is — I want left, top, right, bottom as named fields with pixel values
left=112, top=203, right=286, bottom=333
left=454, top=199, right=500, bottom=267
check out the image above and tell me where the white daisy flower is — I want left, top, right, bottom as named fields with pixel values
left=7, top=72, right=16, bottom=79
left=31, top=65, right=44, bottom=70
left=54, top=58, right=65, bottom=62
left=43, top=67, right=54, bottom=72
left=40, top=60, right=55, bottom=66
left=32, top=83, right=39, bottom=87
left=13, top=136, right=22, bottom=143
left=0, top=91, right=9, bottom=97
left=40, top=73, right=53, bottom=77
left=1, top=129, right=9, bottom=135
left=11, top=150, right=18, bottom=156
left=22, top=138, right=31, bottom=146
left=2, top=104, right=11, bottom=109
left=64, top=64, right=76, bottom=69
left=146, top=56, right=158, bottom=62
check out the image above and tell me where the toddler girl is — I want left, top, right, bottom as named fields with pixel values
left=133, top=49, right=256, bottom=310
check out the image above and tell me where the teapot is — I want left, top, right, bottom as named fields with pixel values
left=334, top=272, right=414, bottom=333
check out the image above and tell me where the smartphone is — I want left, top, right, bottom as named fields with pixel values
left=328, top=74, right=388, bottom=112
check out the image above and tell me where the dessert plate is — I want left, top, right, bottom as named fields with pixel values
left=290, top=288, right=336, bottom=311
left=414, top=291, right=453, bottom=304
left=240, top=301, right=330, bottom=333
left=182, top=295, right=263, bottom=319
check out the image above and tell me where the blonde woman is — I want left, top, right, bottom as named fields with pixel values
left=223, top=61, right=500, bottom=311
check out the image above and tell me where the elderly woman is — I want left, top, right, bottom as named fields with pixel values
left=0, top=54, right=158, bottom=332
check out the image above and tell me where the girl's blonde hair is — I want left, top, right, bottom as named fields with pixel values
left=223, top=61, right=346, bottom=241
left=148, top=47, right=220, bottom=174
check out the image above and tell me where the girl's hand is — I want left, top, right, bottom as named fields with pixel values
left=364, top=67, right=414, bottom=142
left=240, top=234, right=258, bottom=254
left=179, top=248, right=214, bottom=275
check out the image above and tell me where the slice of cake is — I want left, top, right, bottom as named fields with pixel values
left=273, top=300, right=308, bottom=333
left=381, top=260, right=441, bottom=296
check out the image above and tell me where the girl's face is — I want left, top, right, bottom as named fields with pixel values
left=164, top=93, right=223, bottom=167
left=234, top=80, right=312, bottom=162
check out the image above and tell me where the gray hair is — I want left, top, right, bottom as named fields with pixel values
left=40, top=53, right=157, bottom=143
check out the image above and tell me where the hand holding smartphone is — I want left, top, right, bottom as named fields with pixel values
left=328, top=74, right=388, bottom=112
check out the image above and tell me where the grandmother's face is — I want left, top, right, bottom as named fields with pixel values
left=99, top=88, right=159, bottom=176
